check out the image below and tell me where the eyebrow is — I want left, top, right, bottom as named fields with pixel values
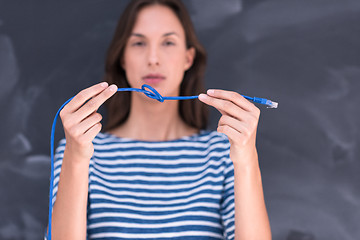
left=130, top=32, right=179, bottom=38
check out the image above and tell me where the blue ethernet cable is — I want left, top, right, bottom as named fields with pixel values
left=46, top=84, right=277, bottom=240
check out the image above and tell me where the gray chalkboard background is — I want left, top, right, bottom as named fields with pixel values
left=0, top=0, right=359, bottom=239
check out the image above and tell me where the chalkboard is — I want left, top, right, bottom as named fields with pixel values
left=0, top=0, right=359, bottom=239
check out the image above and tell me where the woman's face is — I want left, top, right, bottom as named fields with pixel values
left=122, top=4, right=195, bottom=98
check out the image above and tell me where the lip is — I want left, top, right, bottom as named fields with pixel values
left=142, top=73, right=165, bottom=84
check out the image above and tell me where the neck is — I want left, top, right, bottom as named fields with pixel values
left=111, top=93, right=195, bottom=141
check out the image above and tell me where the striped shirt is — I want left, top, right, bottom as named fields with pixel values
left=51, top=129, right=235, bottom=239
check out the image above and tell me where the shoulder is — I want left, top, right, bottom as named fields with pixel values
left=190, top=130, right=231, bottom=158
left=92, top=132, right=120, bottom=146
left=199, top=130, right=230, bottom=146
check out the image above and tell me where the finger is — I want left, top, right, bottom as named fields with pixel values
left=63, top=82, right=109, bottom=114
left=82, top=122, right=102, bottom=142
left=218, top=115, right=256, bottom=142
left=77, top=112, right=103, bottom=135
left=206, top=89, right=256, bottom=112
left=199, top=93, right=248, bottom=120
left=217, top=124, right=243, bottom=145
left=74, top=84, right=117, bottom=120
left=218, top=115, right=250, bottom=136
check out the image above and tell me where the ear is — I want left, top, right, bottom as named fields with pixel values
left=184, top=47, right=196, bottom=71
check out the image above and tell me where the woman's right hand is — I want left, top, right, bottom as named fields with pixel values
left=59, top=82, right=117, bottom=162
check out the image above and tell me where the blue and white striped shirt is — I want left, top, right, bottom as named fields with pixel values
left=52, top=129, right=235, bottom=239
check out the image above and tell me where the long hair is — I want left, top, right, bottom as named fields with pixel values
left=103, top=0, right=208, bottom=131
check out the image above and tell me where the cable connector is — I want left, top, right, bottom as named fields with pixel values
left=243, top=96, right=278, bottom=108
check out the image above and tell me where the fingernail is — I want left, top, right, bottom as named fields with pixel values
left=207, top=89, right=215, bottom=95
left=100, top=82, right=108, bottom=87
left=109, top=85, right=117, bottom=92
left=198, top=93, right=208, bottom=100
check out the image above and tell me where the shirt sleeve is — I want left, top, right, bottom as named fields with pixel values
left=220, top=138, right=235, bottom=240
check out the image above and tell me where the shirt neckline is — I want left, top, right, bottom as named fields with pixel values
left=100, top=129, right=210, bottom=144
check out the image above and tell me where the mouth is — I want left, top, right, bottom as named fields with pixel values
left=142, top=73, right=166, bottom=84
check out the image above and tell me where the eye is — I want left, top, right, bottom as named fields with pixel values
left=132, top=41, right=145, bottom=47
left=163, top=41, right=175, bottom=46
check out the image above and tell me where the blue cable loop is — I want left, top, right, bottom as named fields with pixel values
left=46, top=84, right=277, bottom=240
left=116, top=84, right=198, bottom=102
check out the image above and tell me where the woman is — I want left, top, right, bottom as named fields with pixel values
left=50, top=0, right=271, bottom=239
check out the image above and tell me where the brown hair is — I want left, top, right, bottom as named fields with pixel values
left=103, top=0, right=208, bottom=131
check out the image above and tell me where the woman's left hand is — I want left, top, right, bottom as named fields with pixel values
left=198, top=89, right=261, bottom=166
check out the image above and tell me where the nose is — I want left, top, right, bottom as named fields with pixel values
left=148, top=44, right=160, bottom=67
